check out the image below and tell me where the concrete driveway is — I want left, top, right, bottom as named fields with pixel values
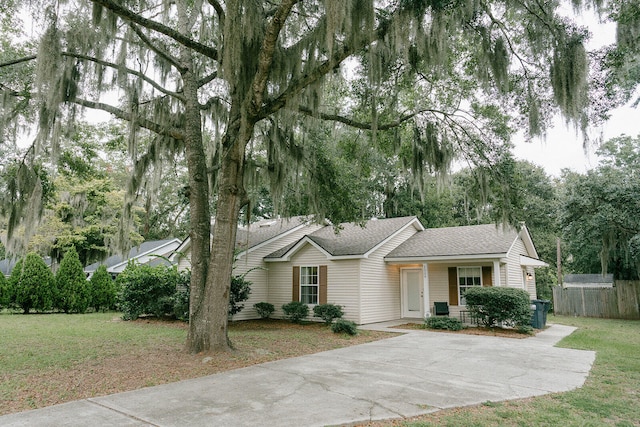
left=0, top=323, right=595, bottom=427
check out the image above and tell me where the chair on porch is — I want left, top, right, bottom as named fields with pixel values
left=433, top=301, right=449, bottom=316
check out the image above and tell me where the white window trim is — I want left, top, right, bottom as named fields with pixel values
left=458, top=266, right=483, bottom=306
left=300, top=265, right=319, bottom=305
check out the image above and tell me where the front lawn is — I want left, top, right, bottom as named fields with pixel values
left=364, top=315, right=640, bottom=427
left=0, top=312, right=392, bottom=415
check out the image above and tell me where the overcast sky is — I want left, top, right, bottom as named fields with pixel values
left=512, top=103, right=639, bottom=177
left=512, top=8, right=640, bottom=177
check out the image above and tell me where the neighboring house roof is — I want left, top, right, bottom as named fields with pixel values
left=84, top=238, right=182, bottom=274
left=563, top=274, right=614, bottom=287
left=0, top=258, right=17, bottom=276
left=172, top=216, right=314, bottom=262
left=1, top=256, right=53, bottom=276
left=266, top=216, right=424, bottom=261
left=385, top=223, right=533, bottom=262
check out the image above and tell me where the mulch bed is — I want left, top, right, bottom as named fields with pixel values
left=391, top=322, right=538, bottom=338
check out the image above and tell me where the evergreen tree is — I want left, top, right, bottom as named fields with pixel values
left=89, top=265, right=116, bottom=312
left=55, top=246, right=90, bottom=313
left=0, top=272, right=10, bottom=309
left=15, top=253, right=54, bottom=314
left=6, top=258, right=23, bottom=310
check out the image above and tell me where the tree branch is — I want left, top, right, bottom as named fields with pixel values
left=91, top=0, right=219, bottom=61
left=248, top=0, right=300, bottom=117
left=206, top=0, right=225, bottom=26
left=0, top=82, right=22, bottom=97
left=198, top=71, right=218, bottom=88
left=62, top=52, right=185, bottom=101
left=260, top=9, right=393, bottom=119
left=297, top=105, right=432, bottom=131
left=259, top=42, right=355, bottom=119
left=72, top=97, right=184, bottom=140
left=0, top=55, right=37, bottom=69
left=128, top=23, right=186, bottom=73
left=200, top=96, right=228, bottom=110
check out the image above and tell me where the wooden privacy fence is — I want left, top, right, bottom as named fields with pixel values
left=552, top=281, right=640, bottom=319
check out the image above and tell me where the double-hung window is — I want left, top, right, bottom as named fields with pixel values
left=458, top=266, right=482, bottom=305
left=300, top=266, right=319, bottom=304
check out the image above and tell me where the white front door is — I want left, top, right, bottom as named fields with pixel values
left=402, top=268, right=423, bottom=318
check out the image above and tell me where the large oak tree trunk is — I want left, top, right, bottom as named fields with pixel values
left=199, top=119, right=251, bottom=352
left=182, top=67, right=213, bottom=354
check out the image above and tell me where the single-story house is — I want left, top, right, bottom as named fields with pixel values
left=563, top=274, right=614, bottom=288
left=84, top=238, right=182, bottom=279
left=173, top=216, right=547, bottom=324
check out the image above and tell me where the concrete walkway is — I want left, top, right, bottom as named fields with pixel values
left=0, top=323, right=595, bottom=427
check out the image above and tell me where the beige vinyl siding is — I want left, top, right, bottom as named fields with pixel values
left=360, top=225, right=420, bottom=323
left=427, top=263, right=450, bottom=306
left=506, top=238, right=527, bottom=290
left=324, top=259, right=360, bottom=323
left=176, top=250, right=192, bottom=272
left=266, top=261, right=297, bottom=319
left=267, top=244, right=361, bottom=322
left=499, top=262, right=507, bottom=287
left=525, top=267, right=537, bottom=299
left=231, top=225, right=322, bottom=321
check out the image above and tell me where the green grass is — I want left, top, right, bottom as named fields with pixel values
left=0, top=312, right=185, bottom=374
left=398, top=316, right=640, bottom=427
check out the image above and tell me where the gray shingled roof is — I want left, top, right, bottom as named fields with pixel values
left=84, top=239, right=178, bottom=272
left=266, top=216, right=418, bottom=258
left=1, top=257, right=52, bottom=276
left=385, top=223, right=517, bottom=259
left=0, top=258, right=18, bottom=276
left=235, top=216, right=308, bottom=251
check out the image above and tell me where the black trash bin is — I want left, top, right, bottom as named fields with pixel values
left=530, top=299, right=551, bottom=329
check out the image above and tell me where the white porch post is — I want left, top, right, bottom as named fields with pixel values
left=493, top=260, right=501, bottom=287
left=423, top=263, right=431, bottom=317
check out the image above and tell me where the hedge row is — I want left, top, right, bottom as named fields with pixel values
left=1, top=248, right=117, bottom=314
left=1, top=249, right=253, bottom=321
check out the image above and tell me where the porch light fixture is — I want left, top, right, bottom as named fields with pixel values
left=526, top=272, right=533, bottom=281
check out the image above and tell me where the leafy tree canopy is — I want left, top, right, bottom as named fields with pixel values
left=560, top=134, right=640, bottom=279
left=0, top=0, right=619, bottom=352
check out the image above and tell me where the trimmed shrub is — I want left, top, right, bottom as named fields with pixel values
left=463, top=286, right=532, bottom=329
left=0, top=272, right=10, bottom=309
left=313, top=303, right=344, bottom=325
left=117, top=263, right=179, bottom=320
left=89, top=265, right=117, bottom=312
left=55, top=246, right=90, bottom=313
left=331, top=319, right=358, bottom=335
left=282, top=301, right=309, bottom=323
left=253, top=302, right=275, bottom=319
left=229, top=274, right=252, bottom=317
left=5, top=258, right=23, bottom=309
left=15, top=253, right=54, bottom=313
left=424, top=316, right=464, bottom=331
